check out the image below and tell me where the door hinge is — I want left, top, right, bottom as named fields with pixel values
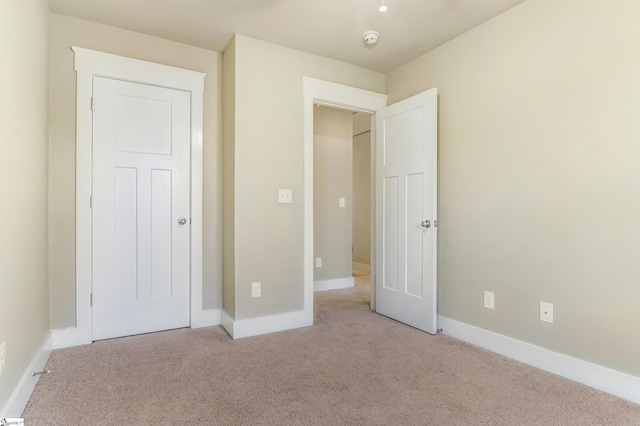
left=90, top=97, right=93, bottom=111
left=90, top=293, right=93, bottom=307
left=90, top=195, right=92, bottom=208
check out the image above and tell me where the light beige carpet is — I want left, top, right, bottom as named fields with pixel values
left=24, top=275, right=640, bottom=425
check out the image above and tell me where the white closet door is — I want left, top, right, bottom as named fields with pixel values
left=92, top=77, right=191, bottom=340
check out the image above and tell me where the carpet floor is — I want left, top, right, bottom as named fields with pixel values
left=24, top=275, right=640, bottom=425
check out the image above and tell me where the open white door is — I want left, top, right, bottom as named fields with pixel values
left=92, top=77, right=191, bottom=341
left=375, top=89, right=438, bottom=334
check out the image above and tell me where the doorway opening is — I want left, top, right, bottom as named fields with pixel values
left=312, top=106, right=373, bottom=307
left=302, top=77, right=387, bottom=326
left=303, top=78, right=438, bottom=336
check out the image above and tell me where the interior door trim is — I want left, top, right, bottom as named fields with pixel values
left=73, top=47, right=206, bottom=344
left=302, top=77, right=387, bottom=324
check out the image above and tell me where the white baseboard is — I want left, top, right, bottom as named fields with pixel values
left=438, top=315, right=640, bottom=405
left=223, top=309, right=312, bottom=340
left=191, top=308, right=221, bottom=328
left=220, top=309, right=234, bottom=337
left=314, top=277, right=355, bottom=292
left=352, top=262, right=370, bottom=273
left=52, top=327, right=78, bottom=349
left=51, top=309, right=221, bottom=349
left=0, top=332, right=53, bottom=418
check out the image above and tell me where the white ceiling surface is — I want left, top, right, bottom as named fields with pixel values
left=47, top=0, right=527, bottom=73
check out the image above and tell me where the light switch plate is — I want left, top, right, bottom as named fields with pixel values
left=339, top=197, right=346, bottom=208
left=278, top=189, right=293, bottom=204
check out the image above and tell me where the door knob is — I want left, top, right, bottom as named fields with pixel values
left=178, top=217, right=187, bottom=225
left=421, top=220, right=431, bottom=229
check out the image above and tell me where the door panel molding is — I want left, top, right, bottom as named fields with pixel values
left=73, top=47, right=205, bottom=344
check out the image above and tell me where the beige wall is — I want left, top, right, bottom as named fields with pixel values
left=0, top=0, right=50, bottom=410
left=48, top=14, right=223, bottom=329
left=227, top=34, right=385, bottom=320
left=352, top=113, right=372, bottom=267
left=386, top=0, right=640, bottom=376
left=352, top=111, right=372, bottom=137
left=313, top=107, right=353, bottom=282
left=222, top=36, right=236, bottom=318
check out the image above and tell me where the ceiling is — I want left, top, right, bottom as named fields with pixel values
left=47, top=0, right=528, bottom=74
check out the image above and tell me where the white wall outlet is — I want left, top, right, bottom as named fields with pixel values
left=0, top=341, right=6, bottom=375
left=483, top=291, right=495, bottom=309
left=339, top=197, right=346, bottom=208
left=315, top=257, right=322, bottom=268
left=251, top=282, right=261, bottom=298
left=278, top=189, right=293, bottom=204
left=540, top=301, right=554, bottom=323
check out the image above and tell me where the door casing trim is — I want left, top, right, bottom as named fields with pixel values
left=302, top=77, right=387, bottom=324
left=73, top=47, right=206, bottom=344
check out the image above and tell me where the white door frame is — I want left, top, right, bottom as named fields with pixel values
left=302, top=77, right=387, bottom=321
left=74, top=47, right=206, bottom=345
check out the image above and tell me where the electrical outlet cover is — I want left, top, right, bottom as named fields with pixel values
left=278, top=189, right=293, bottom=204
left=540, top=301, right=554, bottom=323
left=483, top=291, right=495, bottom=309
left=252, top=282, right=261, bottom=298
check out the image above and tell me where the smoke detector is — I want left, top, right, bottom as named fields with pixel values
left=363, top=30, right=380, bottom=45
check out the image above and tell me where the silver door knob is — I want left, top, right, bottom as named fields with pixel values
left=421, top=220, right=431, bottom=229
left=178, top=217, right=187, bottom=225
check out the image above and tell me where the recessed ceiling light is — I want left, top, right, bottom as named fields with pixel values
left=379, top=1, right=387, bottom=12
